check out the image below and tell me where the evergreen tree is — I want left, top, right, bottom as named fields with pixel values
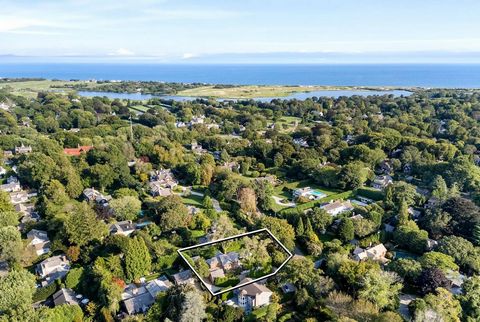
left=296, top=217, right=305, bottom=236
left=473, top=223, right=480, bottom=246
left=338, top=218, right=354, bottom=242
left=397, top=199, right=409, bottom=226
left=305, top=217, right=314, bottom=235
left=125, top=236, right=152, bottom=281
left=431, top=175, right=448, bottom=202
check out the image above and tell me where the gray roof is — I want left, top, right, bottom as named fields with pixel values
left=52, top=288, right=79, bottom=306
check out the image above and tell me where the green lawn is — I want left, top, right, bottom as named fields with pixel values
left=0, top=80, right=96, bottom=98
left=181, top=194, right=204, bottom=207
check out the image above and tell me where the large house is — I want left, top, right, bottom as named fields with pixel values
left=293, top=187, right=326, bottom=201
left=109, top=220, right=136, bottom=236
left=121, top=276, right=172, bottom=315
left=14, top=144, right=32, bottom=154
left=206, top=252, right=241, bottom=283
left=371, top=175, right=393, bottom=190
left=27, top=229, right=51, bottom=256
left=236, top=278, right=273, bottom=313
left=353, top=244, right=388, bottom=262
left=0, top=181, right=21, bottom=193
left=36, top=255, right=70, bottom=285
left=148, top=169, right=178, bottom=197
left=172, top=270, right=196, bottom=285
left=83, top=188, right=112, bottom=205
left=63, top=145, right=93, bottom=157
left=321, top=200, right=354, bottom=216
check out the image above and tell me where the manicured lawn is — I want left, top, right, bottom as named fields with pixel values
left=181, top=194, right=204, bottom=207
left=190, top=230, right=206, bottom=238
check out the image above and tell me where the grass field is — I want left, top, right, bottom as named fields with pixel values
left=181, top=194, right=204, bottom=207
left=177, top=85, right=374, bottom=99
left=0, top=80, right=96, bottom=98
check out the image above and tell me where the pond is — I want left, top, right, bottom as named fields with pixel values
left=77, top=89, right=412, bottom=102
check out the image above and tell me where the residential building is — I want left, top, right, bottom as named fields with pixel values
left=172, top=270, right=195, bottom=285
left=293, top=187, right=325, bottom=200
left=371, top=175, right=393, bottom=190
left=37, top=255, right=70, bottom=285
left=27, top=229, right=51, bottom=256
left=9, top=190, right=29, bottom=204
left=83, top=188, right=112, bottom=205
left=0, top=181, right=21, bottom=193
left=236, top=278, right=272, bottom=313
left=14, top=144, right=32, bottom=154
left=109, top=220, right=136, bottom=236
left=321, top=200, right=354, bottom=216
left=353, top=244, right=388, bottom=262
left=52, top=288, right=80, bottom=306
left=206, top=252, right=240, bottom=272
left=122, top=276, right=172, bottom=315
left=63, top=145, right=93, bottom=157
left=148, top=181, right=173, bottom=197
left=0, top=166, right=6, bottom=177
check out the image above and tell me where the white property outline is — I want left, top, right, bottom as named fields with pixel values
left=177, top=228, right=293, bottom=296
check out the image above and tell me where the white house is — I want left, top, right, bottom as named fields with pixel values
left=27, top=229, right=51, bottom=256
left=36, top=255, right=70, bottom=285
left=321, top=200, right=354, bottom=216
left=236, top=278, right=272, bottom=313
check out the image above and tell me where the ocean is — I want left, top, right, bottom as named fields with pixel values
left=1, top=63, right=480, bottom=88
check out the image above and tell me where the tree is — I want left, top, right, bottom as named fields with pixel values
left=125, top=236, right=152, bottom=281
left=259, top=216, right=295, bottom=250
left=0, top=211, right=18, bottom=228
left=397, top=199, right=409, bottom=225
left=273, top=152, right=284, bottom=167
left=202, top=195, right=214, bottom=210
left=240, top=236, right=272, bottom=269
left=0, top=269, right=36, bottom=316
left=296, top=217, right=305, bottom=236
left=179, top=287, right=206, bottom=322
left=37, top=304, right=84, bottom=322
left=237, top=187, right=257, bottom=213
left=441, top=197, right=480, bottom=238
left=338, top=218, right=354, bottom=242
left=65, top=267, right=84, bottom=290
left=162, top=284, right=206, bottom=322
left=437, top=235, right=480, bottom=273
left=461, top=275, right=480, bottom=321
left=0, top=226, right=22, bottom=264
left=109, top=196, right=141, bottom=221
left=310, top=207, right=333, bottom=233
left=387, top=258, right=422, bottom=284
left=358, top=270, right=402, bottom=310
left=417, top=267, right=451, bottom=295
left=418, top=252, right=458, bottom=272
left=339, top=161, right=369, bottom=189
left=393, top=221, right=428, bottom=254
left=154, top=195, right=190, bottom=231
left=473, top=223, right=480, bottom=246
left=253, top=180, right=274, bottom=212
left=431, top=175, right=449, bottom=202
left=411, top=288, right=461, bottom=322
left=0, top=191, right=14, bottom=213
left=64, top=202, right=107, bottom=246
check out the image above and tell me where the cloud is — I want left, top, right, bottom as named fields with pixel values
left=182, top=53, right=197, bottom=59
left=108, top=48, right=135, bottom=56
left=0, top=17, right=48, bottom=33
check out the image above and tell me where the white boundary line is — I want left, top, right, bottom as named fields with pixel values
left=177, top=228, right=293, bottom=296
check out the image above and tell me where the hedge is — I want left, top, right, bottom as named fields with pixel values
left=33, top=282, right=58, bottom=303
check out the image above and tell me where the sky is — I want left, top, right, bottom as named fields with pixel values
left=1, top=0, right=480, bottom=63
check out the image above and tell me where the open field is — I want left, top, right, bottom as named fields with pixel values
left=177, top=85, right=391, bottom=99
left=0, top=80, right=96, bottom=98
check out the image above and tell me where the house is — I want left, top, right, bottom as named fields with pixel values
left=37, top=255, right=70, bottom=285
left=172, top=270, right=196, bottom=285
left=209, top=268, right=226, bottom=283
left=14, top=144, right=32, bottom=154
left=426, top=238, right=439, bottom=251
left=191, top=141, right=207, bottom=154
left=122, top=276, right=172, bottom=315
left=293, top=138, right=309, bottom=147
left=206, top=252, right=240, bottom=272
left=236, top=278, right=273, bottom=313
left=9, top=190, right=29, bottom=204
left=425, top=197, right=440, bottom=209
left=148, top=181, right=173, bottom=197
left=408, top=207, right=422, bottom=219
left=27, top=229, right=51, bottom=256
left=280, top=283, right=297, bottom=294
left=293, top=187, right=326, bottom=201
left=16, top=203, right=39, bottom=225
left=353, top=244, right=388, bottom=262
left=255, top=175, right=279, bottom=186
left=0, top=166, right=6, bottom=177
left=63, top=145, right=93, bottom=157
left=371, top=175, right=393, bottom=190
left=52, top=288, right=80, bottom=306
left=0, top=181, right=21, bottom=193
left=109, top=220, right=136, bottom=236
left=321, top=200, right=354, bottom=216
left=83, top=188, right=112, bottom=205
left=378, top=160, right=393, bottom=174
left=221, top=161, right=240, bottom=172
left=445, top=271, right=466, bottom=295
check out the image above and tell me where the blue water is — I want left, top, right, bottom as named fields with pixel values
left=78, top=89, right=412, bottom=102
left=1, top=63, right=480, bottom=88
